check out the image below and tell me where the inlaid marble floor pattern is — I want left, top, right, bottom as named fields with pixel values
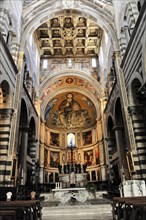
left=42, top=204, right=112, bottom=220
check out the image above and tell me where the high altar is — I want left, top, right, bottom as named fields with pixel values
left=53, top=133, right=89, bottom=203
left=59, top=172, right=87, bottom=188
left=52, top=172, right=89, bottom=204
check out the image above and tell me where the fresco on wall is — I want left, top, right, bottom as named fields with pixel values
left=95, top=147, right=100, bottom=165
left=83, top=130, right=92, bottom=145
left=50, top=151, right=60, bottom=168
left=50, top=132, right=59, bottom=146
left=84, top=149, right=94, bottom=166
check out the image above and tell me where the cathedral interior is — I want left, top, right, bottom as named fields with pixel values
left=0, top=0, right=146, bottom=219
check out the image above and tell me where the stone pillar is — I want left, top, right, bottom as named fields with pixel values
left=96, top=170, right=98, bottom=181
left=105, top=137, right=115, bottom=162
left=12, top=42, right=20, bottom=65
left=113, top=125, right=130, bottom=180
left=113, top=51, right=136, bottom=151
left=39, top=144, right=44, bottom=184
left=89, top=171, right=92, bottom=182
left=98, top=141, right=105, bottom=165
left=9, top=51, right=25, bottom=157
left=48, top=150, right=50, bottom=166
left=39, top=122, right=46, bottom=184
left=20, top=126, right=29, bottom=185
left=25, top=75, right=32, bottom=97
left=47, top=129, right=50, bottom=146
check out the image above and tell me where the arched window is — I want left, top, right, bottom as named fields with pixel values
left=67, top=133, right=75, bottom=148
left=92, top=58, right=97, bottom=68
left=42, top=59, right=48, bottom=69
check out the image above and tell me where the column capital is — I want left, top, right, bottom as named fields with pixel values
left=0, top=108, right=14, bottom=119
left=20, top=126, right=30, bottom=132
left=113, top=125, right=123, bottom=131
left=104, top=137, right=115, bottom=142
left=113, top=50, right=121, bottom=59
left=31, top=138, right=38, bottom=144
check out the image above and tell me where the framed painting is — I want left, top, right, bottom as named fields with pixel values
left=83, top=130, right=92, bottom=145
left=84, top=149, right=94, bottom=166
left=50, top=132, right=59, bottom=146
left=50, top=151, right=60, bottom=167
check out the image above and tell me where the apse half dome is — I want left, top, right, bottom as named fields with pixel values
left=45, top=92, right=97, bottom=129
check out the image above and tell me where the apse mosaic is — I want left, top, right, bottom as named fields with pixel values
left=45, top=92, right=97, bottom=129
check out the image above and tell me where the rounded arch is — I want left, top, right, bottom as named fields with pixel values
left=0, top=80, right=11, bottom=108
left=128, top=78, right=142, bottom=106
left=29, top=117, right=36, bottom=138
left=20, top=1, right=119, bottom=51
left=114, top=98, right=124, bottom=126
left=19, top=98, right=28, bottom=127
left=114, top=97, right=130, bottom=180
left=27, top=116, right=36, bottom=157
left=39, top=69, right=101, bottom=98
left=128, top=72, right=143, bottom=88
left=106, top=115, right=117, bottom=152
left=40, top=69, right=102, bottom=122
left=107, top=115, right=115, bottom=138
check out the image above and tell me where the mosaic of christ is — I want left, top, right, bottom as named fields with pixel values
left=45, top=92, right=97, bottom=129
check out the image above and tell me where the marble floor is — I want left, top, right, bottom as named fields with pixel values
left=42, top=204, right=112, bottom=220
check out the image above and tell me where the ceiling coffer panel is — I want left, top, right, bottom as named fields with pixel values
left=35, top=15, right=103, bottom=58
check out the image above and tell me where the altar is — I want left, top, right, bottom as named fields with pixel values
left=52, top=187, right=89, bottom=204
left=59, top=172, right=87, bottom=188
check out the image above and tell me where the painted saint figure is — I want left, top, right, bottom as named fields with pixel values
left=58, top=93, right=84, bottom=128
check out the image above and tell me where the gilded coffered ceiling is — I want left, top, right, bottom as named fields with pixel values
left=35, top=14, right=103, bottom=58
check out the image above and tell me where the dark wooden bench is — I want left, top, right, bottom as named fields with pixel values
left=0, top=210, right=16, bottom=220
left=112, top=196, right=146, bottom=220
left=123, top=200, right=146, bottom=220
left=0, top=200, right=42, bottom=220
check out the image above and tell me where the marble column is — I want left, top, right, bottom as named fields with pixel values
left=25, top=75, right=32, bottom=97
left=105, top=137, right=116, bottom=161
left=9, top=51, right=25, bottom=157
left=39, top=122, right=46, bottom=183
left=98, top=141, right=105, bottom=165
left=113, top=125, right=130, bottom=180
left=47, top=129, right=50, bottom=145
left=113, top=51, right=136, bottom=151
left=39, top=144, right=44, bottom=184
left=20, top=126, right=29, bottom=185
